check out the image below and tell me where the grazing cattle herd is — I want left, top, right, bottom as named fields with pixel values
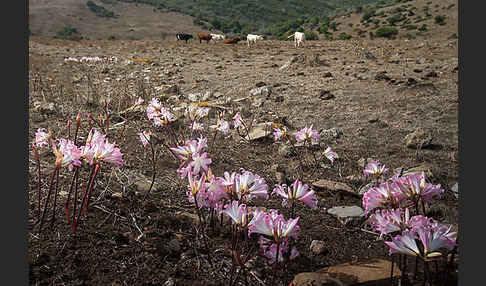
left=175, top=32, right=306, bottom=48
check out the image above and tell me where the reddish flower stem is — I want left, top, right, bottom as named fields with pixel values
left=39, top=166, right=58, bottom=234
left=50, top=168, right=60, bottom=228
left=64, top=167, right=79, bottom=223
left=84, top=164, right=101, bottom=215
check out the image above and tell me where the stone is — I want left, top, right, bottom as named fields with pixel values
left=323, top=259, right=402, bottom=285
left=291, top=272, right=346, bottom=286
left=320, top=128, right=343, bottom=140
left=404, top=128, right=433, bottom=149
left=33, top=101, right=57, bottom=115
left=375, top=71, right=391, bottom=81
left=163, top=278, right=175, bottom=286
left=425, top=71, right=438, bottom=78
left=247, top=122, right=273, bottom=141
left=327, top=206, right=365, bottom=226
left=134, top=180, right=155, bottom=194
left=451, top=182, right=458, bottom=199
left=407, top=77, right=418, bottom=85
left=394, top=163, right=434, bottom=179
left=310, top=240, right=327, bottom=255
left=255, top=81, right=266, bottom=87
left=319, top=90, right=335, bottom=100
left=357, top=182, right=374, bottom=196
left=313, top=179, right=355, bottom=195
left=249, top=86, right=272, bottom=96
left=357, top=158, right=375, bottom=169
left=323, top=72, right=333, bottom=78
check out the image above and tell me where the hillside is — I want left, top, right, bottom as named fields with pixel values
left=29, top=0, right=402, bottom=40
left=28, top=0, right=204, bottom=40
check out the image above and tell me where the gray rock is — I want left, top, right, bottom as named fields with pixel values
left=247, top=122, right=273, bottom=141
left=291, top=272, right=345, bottom=286
left=357, top=157, right=375, bottom=169
left=163, top=278, right=175, bottom=286
left=451, top=182, right=459, bottom=199
left=249, top=86, right=272, bottom=96
left=320, top=128, right=343, bottom=140
left=357, top=182, right=375, bottom=195
left=33, top=101, right=57, bottom=115
left=310, top=240, right=327, bottom=255
left=319, top=90, right=335, bottom=100
left=404, top=128, right=433, bottom=149
left=327, top=206, right=365, bottom=226
left=312, top=179, right=355, bottom=195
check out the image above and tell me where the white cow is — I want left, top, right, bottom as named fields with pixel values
left=247, top=34, right=264, bottom=47
left=287, top=32, right=305, bottom=47
left=211, top=33, right=226, bottom=41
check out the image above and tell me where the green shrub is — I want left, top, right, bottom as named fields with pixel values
left=108, top=35, right=116, bottom=40
left=361, top=9, right=376, bottom=22
left=448, top=33, right=458, bottom=39
left=403, top=24, right=417, bottom=30
left=434, top=15, right=446, bottom=25
left=403, top=33, right=415, bottom=40
left=369, top=31, right=374, bottom=40
left=387, top=13, right=406, bottom=25
left=375, top=26, right=398, bottom=39
left=304, top=31, right=318, bottom=40
left=54, top=25, right=83, bottom=40
left=418, top=24, right=427, bottom=31
left=338, top=32, right=352, bottom=40
left=86, top=1, right=116, bottom=18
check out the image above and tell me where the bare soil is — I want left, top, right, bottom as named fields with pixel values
left=28, top=26, right=459, bottom=286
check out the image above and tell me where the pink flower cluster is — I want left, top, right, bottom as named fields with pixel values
left=249, top=209, right=301, bottom=264
left=146, top=98, right=175, bottom=126
left=36, top=127, right=123, bottom=170
left=170, top=137, right=212, bottom=178
left=362, top=172, right=443, bottom=214
left=383, top=217, right=457, bottom=260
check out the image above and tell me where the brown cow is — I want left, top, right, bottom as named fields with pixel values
left=224, top=38, right=241, bottom=44
left=197, top=33, right=212, bottom=43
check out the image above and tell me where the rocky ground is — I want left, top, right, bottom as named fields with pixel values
left=28, top=34, right=459, bottom=286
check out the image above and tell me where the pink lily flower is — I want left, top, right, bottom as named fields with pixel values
left=273, top=179, right=317, bottom=209
left=323, top=146, right=338, bottom=165
left=223, top=200, right=249, bottom=227
left=233, top=112, right=245, bottom=129
left=210, top=119, right=230, bottom=135
left=137, top=130, right=152, bottom=147
left=189, top=152, right=212, bottom=175
left=362, top=181, right=405, bottom=214
left=34, top=128, right=52, bottom=149
left=363, top=160, right=388, bottom=178
left=295, top=125, right=320, bottom=145
left=52, top=139, right=82, bottom=171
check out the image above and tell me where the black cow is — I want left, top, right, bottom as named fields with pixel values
left=176, top=33, right=193, bottom=43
